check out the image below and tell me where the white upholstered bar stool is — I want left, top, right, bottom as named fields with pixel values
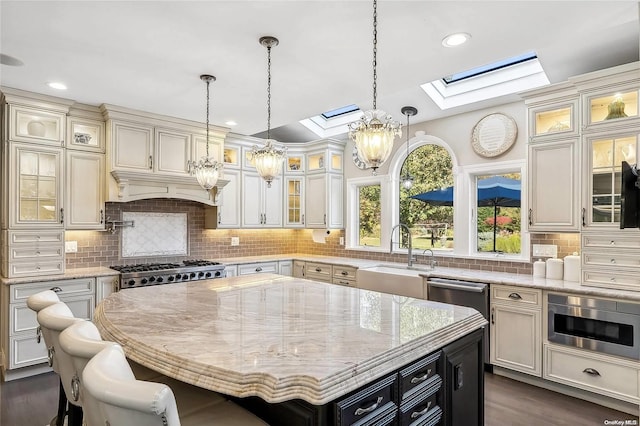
left=38, top=302, right=85, bottom=426
left=26, top=289, right=66, bottom=426
left=83, top=345, right=269, bottom=426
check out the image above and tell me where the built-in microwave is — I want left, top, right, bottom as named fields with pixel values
left=548, top=293, right=640, bottom=360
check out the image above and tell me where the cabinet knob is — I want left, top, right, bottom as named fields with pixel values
left=610, top=240, right=616, bottom=246
left=610, top=258, right=616, bottom=264
left=341, top=270, right=348, bottom=276
left=315, top=267, right=321, bottom=272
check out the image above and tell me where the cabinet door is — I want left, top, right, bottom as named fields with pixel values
left=490, top=304, right=541, bottom=376
left=278, top=260, right=292, bottom=276
left=9, top=105, right=66, bottom=146
left=527, top=139, right=580, bottom=232
left=111, top=121, right=153, bottom=172
left=242, top=173, right=264, bottom=227
left=263, top=175, right=283, bottom=227
left=327, top=174, right=344, bottom=229
left=9, top=143, right=64, bottom=228
left=96, top=275, right=118, bottom=304
left=305, top=174, right=327, bottom=228
left=67, top=117, right=105, bottom=152
left=218, top=169, right=241, bottom=228
left=285, top=177, right=305, bottom=227
left=65, top=151, right=105, bottom=229
left=155, top=128, right=191, bottom=175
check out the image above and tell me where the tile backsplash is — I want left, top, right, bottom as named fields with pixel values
left=65, top=198, right=578, bottom=274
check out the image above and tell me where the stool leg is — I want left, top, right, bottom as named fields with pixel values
left=67, top=403, right=83, bottom=426
left=55, top=378, right=67, bottom=426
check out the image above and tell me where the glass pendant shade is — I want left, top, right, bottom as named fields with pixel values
left=249, top=139, right=287, bottom=188
left=192, top=157, right=222, bottom=190
left=349, top=110, right=401, bottom=173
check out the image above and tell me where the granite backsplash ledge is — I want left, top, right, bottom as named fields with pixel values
left=64, top=199, right=578, bottom=274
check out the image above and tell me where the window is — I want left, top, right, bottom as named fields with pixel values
left=399, top=144, right=454, bottom=251
left=358, top=183, right=381, bottom=247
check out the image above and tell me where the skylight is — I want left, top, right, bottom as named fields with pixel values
left=321, top=104, right=359, bottom=119
left=422, top=51, right=550, bottom=110
left=300, top=105, right=363, bottom=138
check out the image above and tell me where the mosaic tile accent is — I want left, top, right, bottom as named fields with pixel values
left=121, top=212, right=187, bottom=257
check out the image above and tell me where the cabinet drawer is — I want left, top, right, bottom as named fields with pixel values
left=7, top=244, right=64, bottom=261
left=332, top=277, right=356, bottom=287
left=582, top=251, right=640, bottom=269
left=336, top=374, right=397, bottom=426
left=582, top=234, right=640, bottom=250
left=491, top=285, right=541, bottom=306
left=10, top=294, right=95, bottom=336
left=399, top=387, right=442, bottom=426
left=544, top=344, right=639, bottom=403
left=9, top=229, right=65, bottom=244
left=306, top=262, right=332, bottom=277
left=5, top=260, right=65, bottom=278
left=333, top=266, right=357, bottom=281
left=10, top=278, right=95, bottom=303
left=9, top=333, right=49, bottom=369
left=237, top=262, right=278, bottom=275
left=399, top=351, right=441, bottom=401
left=582, top=269, right=640, bottom=292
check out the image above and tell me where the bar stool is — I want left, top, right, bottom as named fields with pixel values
left=83, top=345, right=269, bottom=426
left=26, top=290, right=66, bottom=426
left=37, top=302, right=85, bottom=426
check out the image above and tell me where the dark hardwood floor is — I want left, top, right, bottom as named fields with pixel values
left=0, top=371, right=637, bottom=425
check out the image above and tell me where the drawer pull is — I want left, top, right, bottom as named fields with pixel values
left=47, top=346, right=55, bottom=367
left=36, top=326, right=42, bottom=344
left=338, top=281, right=350, bottom=285
left=508, top=292, right=522, bottom=300
left=610, top=277, right=616, bottom=282
left=341, top=270, right=348, bottom=276
left=354, top=396, right=383, bottom=416
left=411, top=402, right=432, bottom=419
left=50, top=286, right=63, bottom=293
left=315, top=267, right=322, bottom=272
left=583, top=368, right=601, bottom=377
left=255, top=267, right=263, bottom=272
left=410, top=369, right=432, bottom=384
left=610, top=259, right=616, bottom=264
left=610, top=240, right=616, bottom=246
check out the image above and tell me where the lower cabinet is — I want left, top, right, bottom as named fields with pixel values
left=278, top=260, right=293, bottom=276
left=304, top=262, right=332, bottom=283
left=235, top=328, right=483, bottom=426
left=237, top=261, right=278, bottom=275
left=96, top=275, right=119, bottom=304
left=332, top=265, right=357, bottom=287
left=490, top=285, right=542, bottom=376
left=293, top=260, right=305, bottom=278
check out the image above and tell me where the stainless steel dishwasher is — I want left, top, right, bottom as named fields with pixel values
left=426, top=277, right=490, bottom=364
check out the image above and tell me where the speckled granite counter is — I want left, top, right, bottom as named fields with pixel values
left=94, top=273, right=486, bottom=405
left=0, top=266, right=118, bottom=285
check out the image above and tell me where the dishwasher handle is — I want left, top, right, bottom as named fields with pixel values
left=427, top=278, right=487, bottom=293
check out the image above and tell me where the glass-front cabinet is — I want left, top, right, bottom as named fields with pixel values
left=583, top=130, right=638, bottom=227
left=9, top=105, right=66, bottom=146
left=285, top=177, right=304, bottom=227
left=585, top=89, right=639, bottom=127
left=529, top=99, right=579, bottom=141
left=10, top=142, right=64, bottom=228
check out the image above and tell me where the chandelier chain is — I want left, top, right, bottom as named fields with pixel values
left=205, top=77, right=210, bottom=157
left=372, top=0, right=378, bottom=110
left=267, top=44, right=272, bottom=140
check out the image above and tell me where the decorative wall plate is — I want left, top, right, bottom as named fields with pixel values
left=471, top=113, right=518, bottom=158
left=352, top=146, right=367, bottom=169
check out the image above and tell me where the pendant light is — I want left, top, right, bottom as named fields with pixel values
left=188, top=74, right=223, bottom=190
left=400, top=106, right=417, bottom=190
left=348, top=0, right=401, bottom=175
left=249, top=36, right=287, bottom=188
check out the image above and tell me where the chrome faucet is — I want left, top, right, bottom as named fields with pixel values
left=390, top=223, right=415, bottom=267
left=422, top=249, right=438, bottom=269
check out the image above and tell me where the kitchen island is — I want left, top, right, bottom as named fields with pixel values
left=94, top=273, right=486, bottom=425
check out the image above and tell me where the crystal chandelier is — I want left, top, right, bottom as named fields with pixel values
left=249, top=36, right=287, bottom=188
left=188, top=74, right=223, bottom=190
left=348, top=0, right=401, bottom=175
left=400, top=106, right=417, bottom=190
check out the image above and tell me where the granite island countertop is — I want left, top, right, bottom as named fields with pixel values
left=94, top=273, right=486, bottom=405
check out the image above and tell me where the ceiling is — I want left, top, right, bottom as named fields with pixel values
left=1, top=1, right=639, bottom=143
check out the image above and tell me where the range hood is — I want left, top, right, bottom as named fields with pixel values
left=109, top=170, right=229, bottom=206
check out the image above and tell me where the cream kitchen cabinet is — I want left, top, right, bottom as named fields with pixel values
left=278, top=260, right=293, bottom=276
left=2, top=278, right=95, bottom=377
left=332, top=265, right=357, bottom=287
left=224, top=265, right=238, bottom=277
left=284, top=177, right=305, bottom=228
left=65, top=150, right=105, bottom=230
left=1, top=229, right=65, bottom=278
left=96, top=275, right=119, bottom=304
left=304, top=262, right=332, bottom=283
left=8, top=142, right=64, bottom=229
left=216, top=169, right=241, bottom=228
left=67, top=116, right=105, bottom=152
left=242, top=172, right=283, bottom=228
left=490, top=285, right=542, bottom=376
left=581, top=230, right=640, bottom=291
left=305, top=173, right=343, bottom=229
left=8, top=104, right=67, bottom=147
left=237, top=261, right=278, bottom=275
left=527, top=138, right=580, bottom=232
left=293, top=260, right=305, bottom=278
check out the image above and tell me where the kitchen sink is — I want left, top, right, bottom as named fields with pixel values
left=356, top=265, right=427, bottom=299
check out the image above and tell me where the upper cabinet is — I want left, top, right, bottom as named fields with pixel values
left=67, top=116, right=105, bottom=152
left=9, top=105, right=66, bottom=147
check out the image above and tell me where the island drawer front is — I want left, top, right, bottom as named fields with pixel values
left=10, top=278, right=95, bottom=303
left=9, top=229, right=65, bottom=244
left=333, top=266, right=357, bottom=281
left=491, top=285, right=541, bottom=306
left=544, top=344, right=640, bottom=403
left=582, top=251, right=640, bottom=269
left=582, top=234, right=640, bottom=250
left=10, top=294, right=95, bottom=336
left=399, top=389, right=442, bottom=426
left=399, top=351, right=441, bottom=401
left=581, top=269, right=640, bottom=292
left=306, top=262, right=332, bottom=277
left=9, top=333, right=49, bottom=369
left=336, top=374, right=397, bottom=426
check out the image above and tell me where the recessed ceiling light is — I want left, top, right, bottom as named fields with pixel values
left=442, top=33, right=471, bottom=48
left=47, top=82, right=67, bottom=90
left=225, top=120, right=237, bottom=126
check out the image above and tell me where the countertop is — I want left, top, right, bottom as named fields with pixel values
left=0, top=266, right=117, bottom=285
left=95, top=273, right=486, bottom=405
